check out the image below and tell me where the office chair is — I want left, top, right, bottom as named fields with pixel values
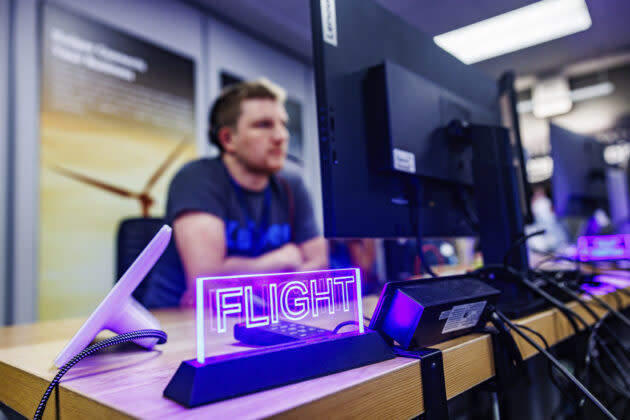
left=115, top=217, right=165, bottom=302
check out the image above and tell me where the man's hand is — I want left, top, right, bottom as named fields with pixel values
left=268, top=243, right=303, bottom=272
left=178, top=243, right=302, bottom=308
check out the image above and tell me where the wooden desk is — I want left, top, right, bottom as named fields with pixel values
left=1, top=289, right=629, bottom=420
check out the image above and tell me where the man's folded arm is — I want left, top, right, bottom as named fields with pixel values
left=173, top=211, right=307, bottom=294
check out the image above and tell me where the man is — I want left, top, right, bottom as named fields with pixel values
left=144, top=79, right=327, bottom=307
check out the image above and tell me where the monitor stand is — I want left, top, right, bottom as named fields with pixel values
left=450, top=122, right=540, bottom=316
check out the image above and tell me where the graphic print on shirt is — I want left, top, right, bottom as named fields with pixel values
left=225, top=220, right=291, bottom=256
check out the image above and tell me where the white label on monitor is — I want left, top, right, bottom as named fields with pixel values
left=442, top=301, right=487, bottom=334
left=438, top=310, right=451, bottom=320
left=320, top=0, right=338, bottom=47
left=393, top=148, right=416, bottom=173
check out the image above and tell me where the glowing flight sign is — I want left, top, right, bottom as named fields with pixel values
left=195, top=268, right=364, bottom=364
left=577, top=234, right=630, bottom=261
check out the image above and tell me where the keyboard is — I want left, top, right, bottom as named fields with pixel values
left=234, top=320, right=333, bottom=346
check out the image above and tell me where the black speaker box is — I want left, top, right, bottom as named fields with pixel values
left=370, top=275, right=500, bottom=349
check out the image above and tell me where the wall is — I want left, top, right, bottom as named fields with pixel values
left=11, top=0, right=39, bottom=324
left=9, top=0, right=207, bottom=323
left=5, top=0, right=322, bottom=323
left=50, top=0, right=208, bottom=153
left=0, top=0, right=9, bottom=326
left=519, top=63, right=630, bottom=184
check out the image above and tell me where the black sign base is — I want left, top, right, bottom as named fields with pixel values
left=164, top=329, right=395, bottom=408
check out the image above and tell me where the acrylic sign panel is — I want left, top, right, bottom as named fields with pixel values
left=577, top=234, right=630, bottom=261
left=195, top=268, right=364, bottom=363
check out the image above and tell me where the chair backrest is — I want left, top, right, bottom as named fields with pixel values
left=116, top=217, right=166, bottom=302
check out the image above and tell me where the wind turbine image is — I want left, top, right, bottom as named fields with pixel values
left=49, top=137, right=190, bottom=217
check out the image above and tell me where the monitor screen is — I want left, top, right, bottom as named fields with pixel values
left=607, top=166, right=630, bottom=233
left=550, top=123, right=609, bottom=219
left=310, top=0, right=516, bottom=239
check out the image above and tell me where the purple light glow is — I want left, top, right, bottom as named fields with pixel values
left=577, top=234, right=630, bottom=261
left=592, top=274, right=630, bottom=289
left=581, top=274, right=630, bottom=298
left=581, top=283, right=616, bottom=296
left=195, top=268, right=364, bottom=364
left=381, top=290, right=424, bottom=348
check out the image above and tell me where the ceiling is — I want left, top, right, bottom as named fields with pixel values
left=189, top=0, right=630, bottom=79
left=189, top=0, right=630, bottom=165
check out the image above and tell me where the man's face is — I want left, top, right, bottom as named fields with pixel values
left=225, top=98, right=289, bottom=175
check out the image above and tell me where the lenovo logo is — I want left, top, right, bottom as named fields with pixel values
left=320, top=0, right=338, bottom=47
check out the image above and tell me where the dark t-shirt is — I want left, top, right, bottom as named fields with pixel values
left=142, top=157, right=320, bottom=307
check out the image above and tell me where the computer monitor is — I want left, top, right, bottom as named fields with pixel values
left=311, top=0, right=498, bottom=239
left=622, top=155, right=630, bottom=231
left=499, top=72, right=534, bottom=226
left=607, top=165, right=630, bottom=233
left=310, top=0, right=531, bottom=273
left=550, top=123, right=609, bottom=220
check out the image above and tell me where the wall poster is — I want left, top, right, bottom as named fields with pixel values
left=40, top=4, right=196, bottom=319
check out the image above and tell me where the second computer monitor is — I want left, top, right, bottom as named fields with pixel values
left=550, top=123, right=609, bottom=219
left=310, top=0, right=502, bottom=239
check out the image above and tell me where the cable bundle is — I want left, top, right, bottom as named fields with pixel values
left=33, top=329, right=167, bottom=420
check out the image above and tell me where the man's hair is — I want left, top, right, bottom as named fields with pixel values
left=208, top=78, right=287, bottom=152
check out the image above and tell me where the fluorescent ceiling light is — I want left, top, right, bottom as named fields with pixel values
left=516, top=101, right=534, bottom=114
left=517, top=81, right=615, bottom=115
left=604, top=143, right=630, bottom=166
left=526, top=156, right=554, bottom=183
left=571, top=81, right=615, bottom=102
left=532, top=76, right=572, bottom=119
left=434, top=0, right=592, bottom=64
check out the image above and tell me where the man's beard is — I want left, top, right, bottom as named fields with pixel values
left=247, top=157, right=285, bottom=176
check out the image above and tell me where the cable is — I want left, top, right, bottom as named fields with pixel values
left=533, top=254, right=570, bottom=271
left=457, top=185, right=480, bottom=232
left=533, top=269, right=630, bottom=357
left=477, top=265, right=593, bottom=387
left=584, top=315, right=630, bottom=400
left=536, top=271, right=601, bottom=324
left=534, top=269, right=630, bottom=398
left=605, top=283, right=625, bottom=310
left=410, top=178, right=437, bottom=278
left=476, top=265, right=588, bottom=334
left=332, top=320, right=360, bottom=334
left=528, top=266, right=630, bottom=406
left=530, top=249, right=630, bottom=273
left=597, top=340, right=630, bottom=391
left=536, top=273, right=626, bottom=407
left=492, top=309, right=617, bottom=420
left=516, top=271, right=590, bottom=332
left=33, top=329, right=167, bottom=420
left=514, top=323, right=549, bottom=349
left=541, top=270, right=630, bottom=402
left=516, top=322, right=586, bottom=408
left=532, top=263, right=630, bottom=333
left=580, top=288, right=630, bottom=330
left=581, top=280, right=627, bottom=315
left=502, top=229, right=546, bottom=270
left=525, top=270, right=630, bottom=413
left=592, top=273, right=630, bottom=299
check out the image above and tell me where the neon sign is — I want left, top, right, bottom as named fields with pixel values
left=577, top=234, right=630, bottom=261
left=195, top=268, right=364, bottom=364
